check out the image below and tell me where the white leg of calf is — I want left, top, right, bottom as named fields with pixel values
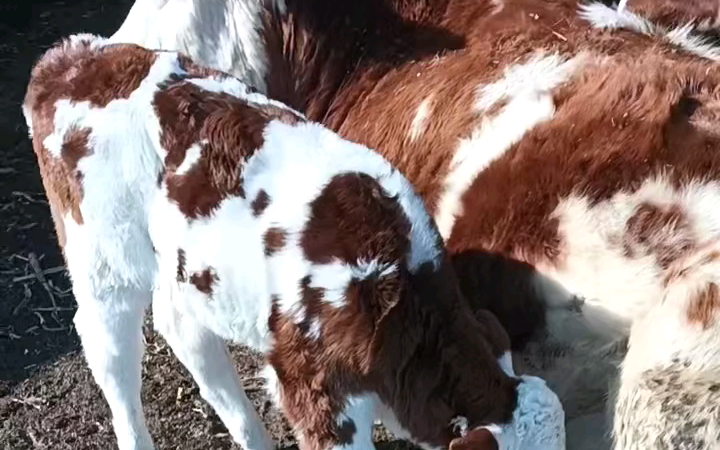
left=72, top=286, right=153, bottom=450
left=331, top=394, right=379, bottom=450
left=152, top=293, right=274, bottom=450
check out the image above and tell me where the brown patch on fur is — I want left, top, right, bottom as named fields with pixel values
left=268, top=295, right=282, bottom=334
left=190, top=267, right=219, bottom=296
left=177, top=249, right=187, bottom=282
left=627, top=0, right=720, bottom=30
left=664, top=240, right=720, bottom=287
left=687, top=282, right=720, bottom=329
left=264, top=227, right=288, bottom=256
left=154, top=79, right=305, bottom=218
left=26, top=39, right=156, bottom=111
left=267, top=172, right=518, bottom=449
left=252, top=190, right=271, bottom=217
left=300, top=173, right=411, bottom=266
left=296, top=275, right=326, bottom=337
left=258, top=104, right=304, bottom=125
left=24, top=38, right=158, bottom=252
left=176, top=53, right=230, bottom=80
left=60, top=128, right=92, bottom=173
left=449, top=427, right=499, bottom=450
left=624, top=202, right=695, bottom=269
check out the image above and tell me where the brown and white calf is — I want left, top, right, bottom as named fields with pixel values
left=107, top=0, right=720, bottom=448
left=22, top=35, right=565, bottom=450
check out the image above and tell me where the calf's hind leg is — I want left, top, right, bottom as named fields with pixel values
left=64, top=241, right=153, bottom=449
left=152, top=290, right=274, bottom=450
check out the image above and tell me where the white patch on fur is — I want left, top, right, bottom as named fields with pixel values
left=69, top=33, right=110, bottom=49
left=260, top=364, right=281, bottom=406
left=450, top=415, right=469, bottom=435
left=490, top=0, right=504, bottom=14
left=435, top=52, right=582, bottom=239
left=22, top=104, right=33, bottom=138
left=175, top=140, right=206, bottom=175
left=109, top=0, right=270, bottom=91
left=43, top=99, right=92, bottom=157
left=624, top=240, right=720, bottom=380
left=308, top=263, right=355, bottom=308
left=541, top=177, right=720, bottom=329
left=616, top=0, right=628, bottom=14
left=332, top=394, right=379, bottom=449
left=613, top=241, right=720, bottom=450
left=306, top=260, right=395, bottom=310
left=482, top=376, right=565, bottom=450
left=307, top=318, right=322, bottom=340
left=499, top=351, right=515, bottom=376
left=408, top=95, right=434, bottom=142
left=579, top=2, right=720, bottom=61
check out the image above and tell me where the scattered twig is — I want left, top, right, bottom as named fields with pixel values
left=551, top=30, right=567, bottom=41
left=11, top=283, right=32, bottom=315
left=11, top=191, right=47, bottom=204
left=0, top=326, right=22, bottom=340
left=12, top=265, right=67, bottom=282
left=28, top=252, right=64, bottom=325
left=32, top=306, right=75, bottom=312
left=0, top=167, right=16, bottom=174
left=31, top=311, right=68, bottom=332
left=17, top=223, right=38, bottom=231
left=9, top=396, right=43, bottom=410
left=9, top=253, right=29, bottom=262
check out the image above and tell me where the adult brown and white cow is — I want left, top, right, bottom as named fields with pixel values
left=613, top=238, right=720, bottom=450
left=22, top=34, right=566, bottom=450
left=106, top=0, right=720, bottom=448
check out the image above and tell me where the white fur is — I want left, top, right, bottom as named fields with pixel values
left=542, top=177, right=720, bottom=330
left=616, top=0, right=628, bottom=14
left=22, top=104, right=33, bottom=138
left=499, top=351, right=515, bottom=376
left=333, top=394, right=380, bottom=450
left=109, top=0, right=270, bottom=91
left=175, top=140, right=206, bottom=175
left=434, top=52, right=582, bottom=239
left=408, top=95, right=434, bottom=142
left=475, top=376, right=564, bottom=450
left=579, top=2, right=720, bottom=62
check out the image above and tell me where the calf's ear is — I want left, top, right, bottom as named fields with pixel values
left=449, top=427, right=499, bottom=450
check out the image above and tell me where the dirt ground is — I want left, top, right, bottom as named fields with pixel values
left=0, top=2, right=411, bottom=449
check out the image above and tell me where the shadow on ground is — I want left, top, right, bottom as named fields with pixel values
left=0, top=2, right=412, bottom=448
